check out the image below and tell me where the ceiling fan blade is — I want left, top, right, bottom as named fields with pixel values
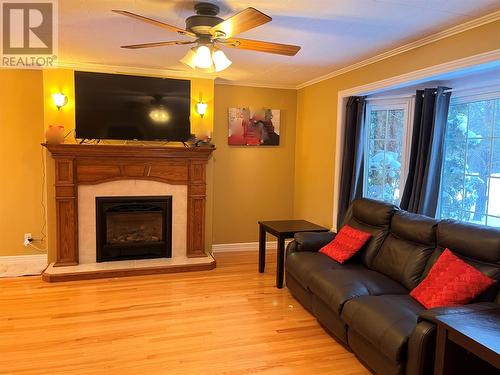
left=210, top=7, right=271, bottom=38
left=112, top=10, right=196, bottom=37
left=224, top=38, right=301, bottom=56
left=121, top=41, right=195, bottom=49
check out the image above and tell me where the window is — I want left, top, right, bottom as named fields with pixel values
left=438, top=92, right=500, bottom=227
left=364, top=99, right=413, bottom=204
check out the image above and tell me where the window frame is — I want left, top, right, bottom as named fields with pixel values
left=363, top=97, right=414, bottom=205
left=437, top=89, right=500, bottom=226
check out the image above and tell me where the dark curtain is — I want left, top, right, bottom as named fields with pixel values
left=337, top=96, right=366, bottom=229
left=400, top=87, right=451, bottom=216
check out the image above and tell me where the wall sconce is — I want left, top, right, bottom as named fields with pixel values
left=196, top=102, right=208, bottom=118
left=51, top=93, right=68, bottom=110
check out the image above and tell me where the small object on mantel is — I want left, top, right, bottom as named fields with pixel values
left=45, top=125, right=65, bottom=144
left=188, top=133, right=214, bottom=148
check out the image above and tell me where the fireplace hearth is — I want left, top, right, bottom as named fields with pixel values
left=96, top=196, right=172, bottom=262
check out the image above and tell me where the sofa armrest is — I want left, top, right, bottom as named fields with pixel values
left=407, top=321, right=436, bottom=375
left=407, top=302, right=498, bottom=375
left=286, top=231, right=336, bottom=255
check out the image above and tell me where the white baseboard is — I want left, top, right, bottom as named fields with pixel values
left=212, top=240, right=292, bottom=253
left=0, top=254, right=48, bottom=278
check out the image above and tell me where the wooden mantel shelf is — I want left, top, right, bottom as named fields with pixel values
left=43, top=143, right=215, bottom=269
left=43, top=143, right=215, bottom=159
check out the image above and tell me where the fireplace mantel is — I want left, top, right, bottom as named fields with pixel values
left=43, top=143, right=215, bottom=267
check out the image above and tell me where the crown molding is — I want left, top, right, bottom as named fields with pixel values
left=214, top=79, right=297, bottom=90
left=56, top=61, right=216, bottom=80
left=337, top=49, right=500, bottom=98
left=296, top=10, right=500, bottom=89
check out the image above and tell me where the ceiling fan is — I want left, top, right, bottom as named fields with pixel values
left=112, top=2, right=301, bottom=73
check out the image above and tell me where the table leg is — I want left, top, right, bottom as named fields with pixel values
left=259, top=224, right=266, bottom=273
left=434, top=326, right=446, bottom=375
left=276, top=236, right=285, bottom=289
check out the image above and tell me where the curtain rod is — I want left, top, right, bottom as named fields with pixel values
left=365, top=94, right=415, bottom=101
left=366, top=85, right=499, bottom=101
left=366, top=89, right=453, bottom=101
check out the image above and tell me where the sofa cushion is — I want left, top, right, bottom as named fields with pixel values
left=410, top=249, right=495, bottom=308
left=340, top=198, right=397, bottom=267
left=342, top=294, right=425, bottom=361
left=307, top=266, right=408, bottom=314
left=285, top=251, right=360, bottom=288
left=319, top=225, right=371, bottom=263
left=371, top=211, right=438, bottom=290
left=436, top=220, right=500, bottom=264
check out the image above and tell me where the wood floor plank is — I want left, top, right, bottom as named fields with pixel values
left=0, top=251, right=369, bottom=374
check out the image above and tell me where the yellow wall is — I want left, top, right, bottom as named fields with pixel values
left=294, top=20, right=500, bottom=229
left=0, top=70, right=46, bottom=256
left=1, top=19, right=498, bottom=258
left=212, top=84, right=297, bottom=244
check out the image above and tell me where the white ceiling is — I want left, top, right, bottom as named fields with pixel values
left=59, top=0, right=500, bottom=87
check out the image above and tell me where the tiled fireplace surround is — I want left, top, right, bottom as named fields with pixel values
left=42, top=143, right=215, bottom=282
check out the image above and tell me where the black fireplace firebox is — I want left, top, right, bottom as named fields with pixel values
left=96, top=196, right=172, bottom=262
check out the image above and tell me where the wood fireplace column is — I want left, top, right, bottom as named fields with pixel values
left=53, top=157, right=79, bottom=266
left=187, top=160, right=207, bottom=257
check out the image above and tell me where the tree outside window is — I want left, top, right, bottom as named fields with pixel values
left=364, top=100, right=411, bottom=205
left=439, top=96, right=500, bottom=227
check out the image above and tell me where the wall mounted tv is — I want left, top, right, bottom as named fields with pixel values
left=75, top=71, right=191, bottom=141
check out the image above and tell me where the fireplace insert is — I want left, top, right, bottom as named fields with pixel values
left=96, top=196, right=172, bottom=262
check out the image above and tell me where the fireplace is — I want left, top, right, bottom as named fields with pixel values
left=96, top=196, right=172, bottom=262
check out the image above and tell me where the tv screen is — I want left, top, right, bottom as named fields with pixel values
left=75, top=71, right=191, bottom=141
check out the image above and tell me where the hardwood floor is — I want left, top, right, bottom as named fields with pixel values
left=0, top=251, right=369, bottom=375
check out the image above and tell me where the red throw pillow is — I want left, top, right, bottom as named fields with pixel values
left=319, top=225, right=371, bottom=264
left=410, top=249, right=495, bottom=309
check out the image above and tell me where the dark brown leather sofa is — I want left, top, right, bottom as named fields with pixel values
left=285, top=198, right=500, bottom=375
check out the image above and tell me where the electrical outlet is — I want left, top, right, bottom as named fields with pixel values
left=23, top=233, right=32, bottom=247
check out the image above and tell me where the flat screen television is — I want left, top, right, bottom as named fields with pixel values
left=75, top=71, right=191, bottom=141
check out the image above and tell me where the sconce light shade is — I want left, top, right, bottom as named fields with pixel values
left=196, top=102, right=208, bottom=118
left=51, top=93, right=68, bottom=110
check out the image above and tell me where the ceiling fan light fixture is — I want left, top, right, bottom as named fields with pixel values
left=180, top=47, right=197, bottom=69
left=193, top=45, right=213, bottom=69
left=212, top=48, right=232, bottom=72
left=115, top=6, right=301, bottom=75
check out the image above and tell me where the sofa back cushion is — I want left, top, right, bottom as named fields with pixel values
left=371, top=211, right=438, bottom=290
left=422, top=220, right=500, bottom=302
left=340, top=198, right=397, bottom=267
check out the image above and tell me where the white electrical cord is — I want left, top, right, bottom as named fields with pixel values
left=27, top=241, right=47, bottom=253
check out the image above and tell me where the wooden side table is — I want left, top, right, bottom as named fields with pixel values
left=258, top=220, right=330, bottom=289
left=434, top=308, right=500, bottom=374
